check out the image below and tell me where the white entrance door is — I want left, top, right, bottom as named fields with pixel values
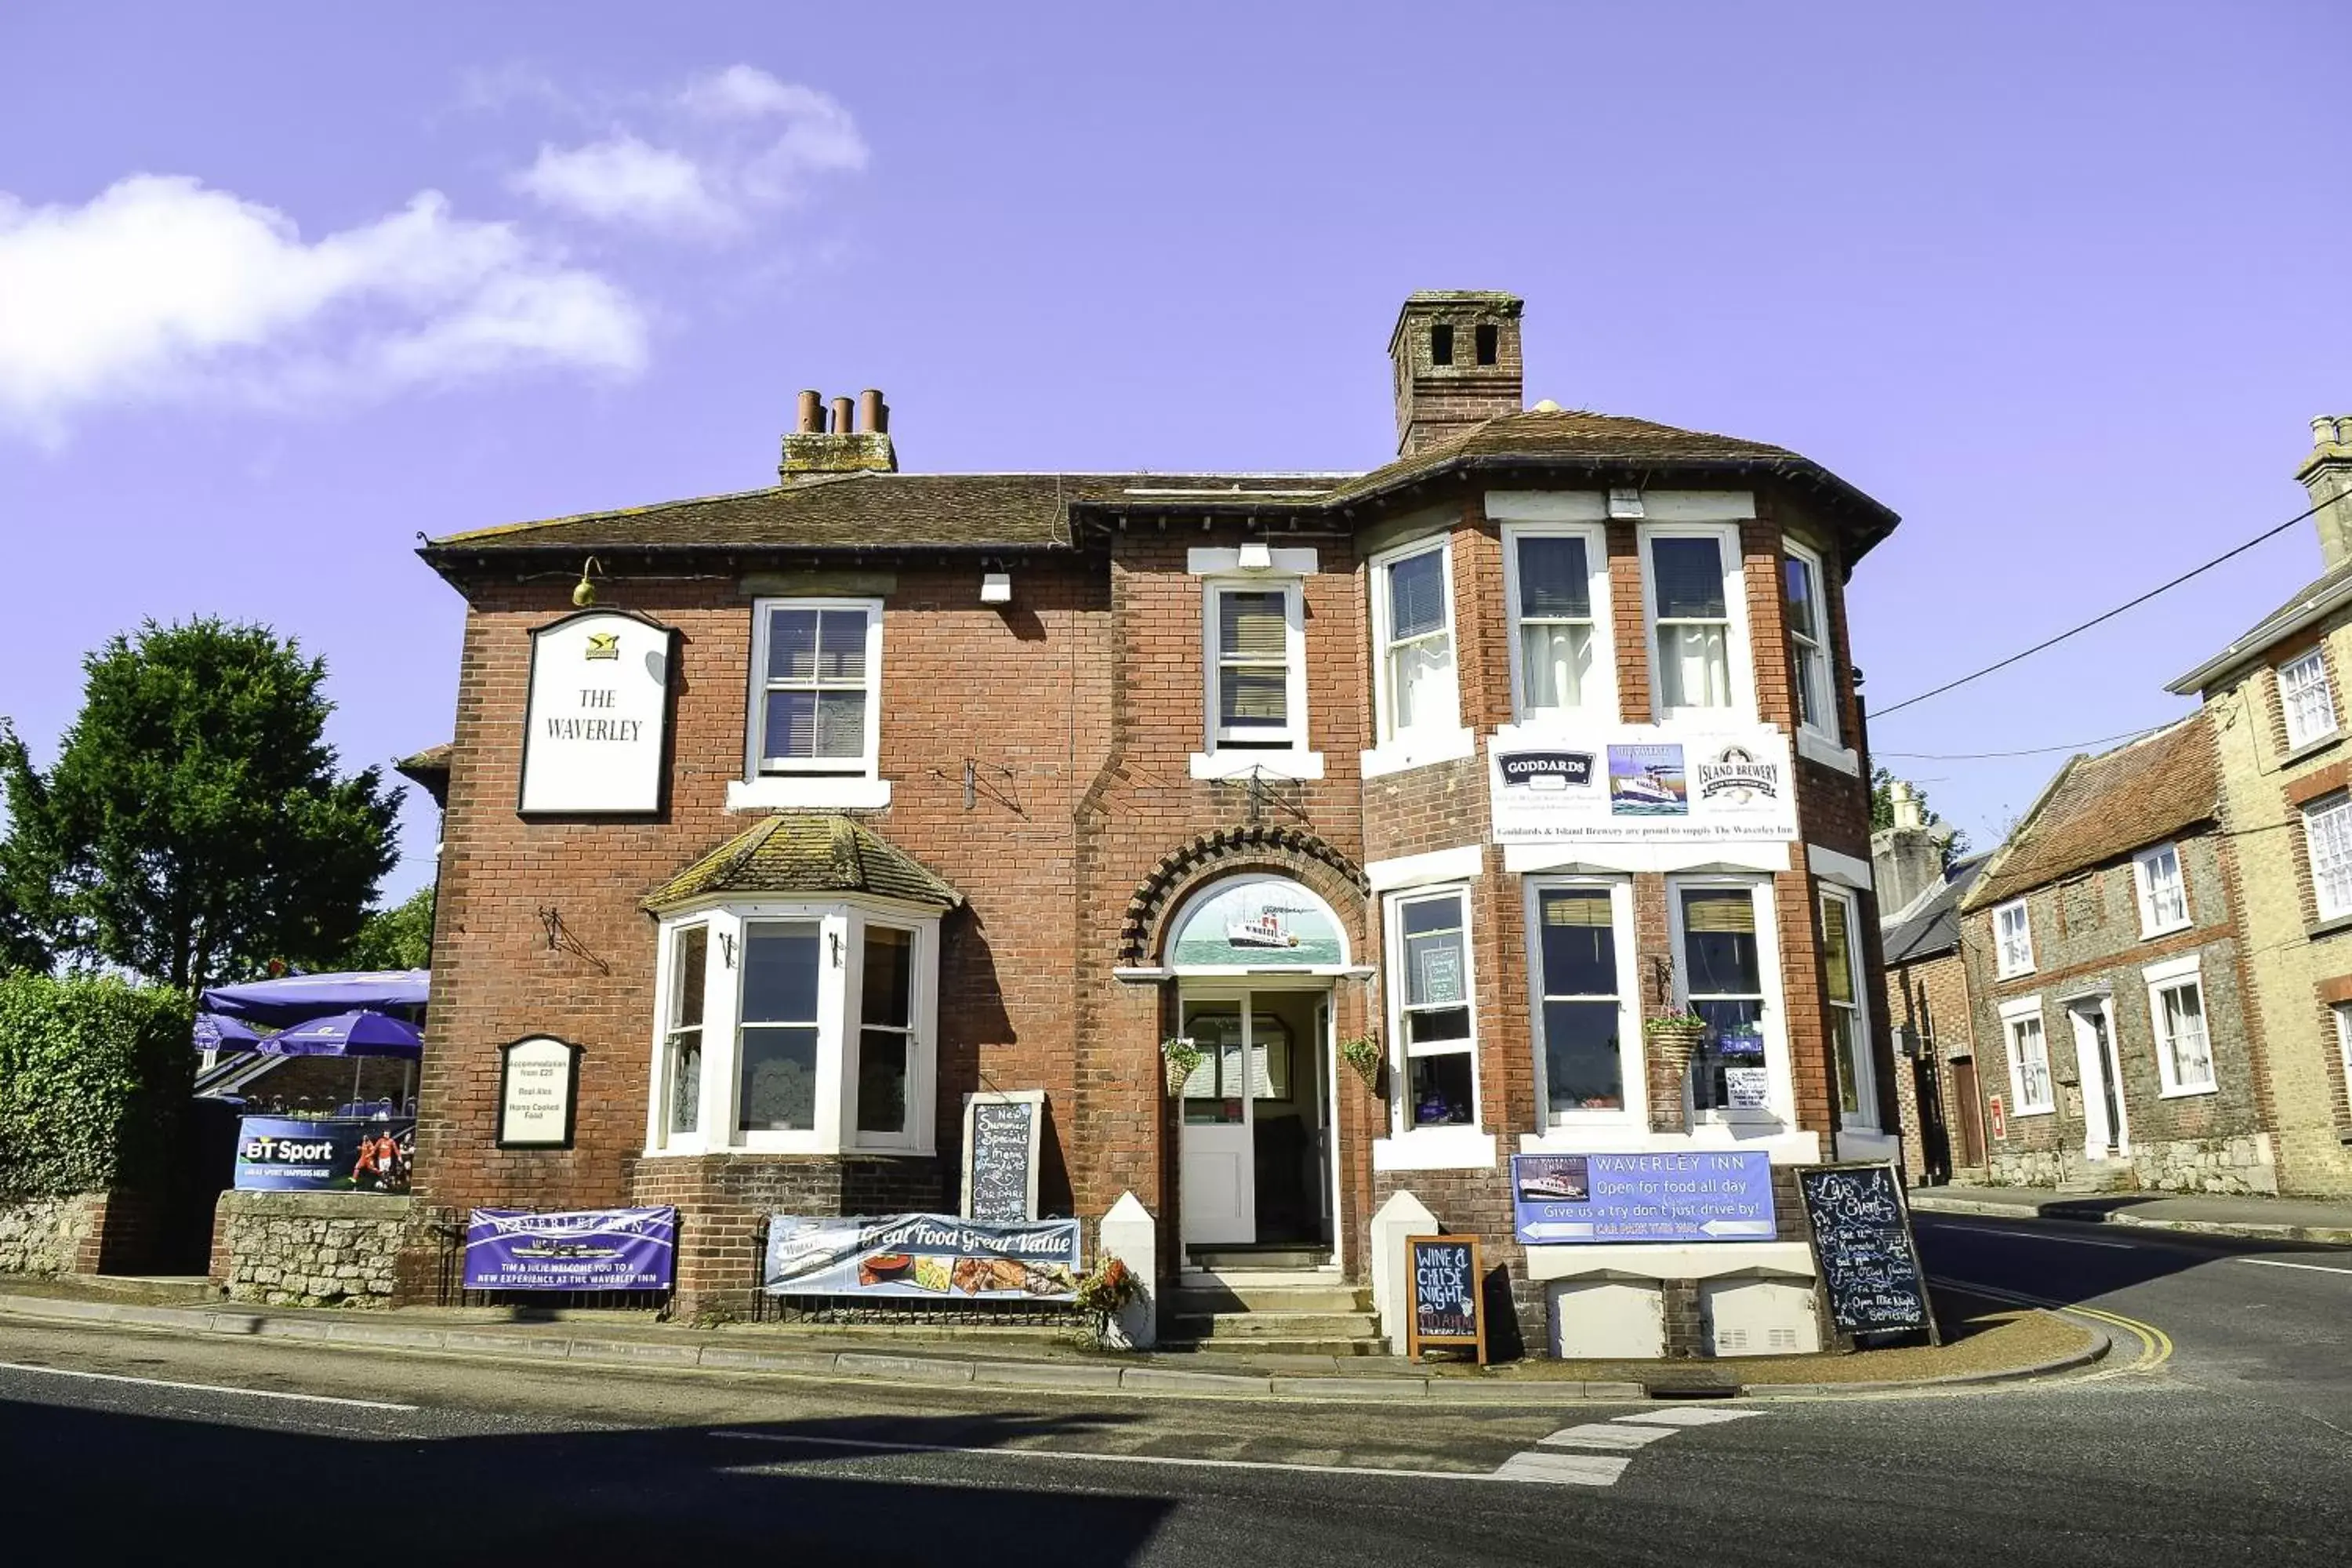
left=1178, top=996, right=1258, bottom=1246
left=2068, top=999, right=2129, bottom=1160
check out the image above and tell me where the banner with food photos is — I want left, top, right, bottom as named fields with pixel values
left=762, top=1212, right=1083, bottom=1300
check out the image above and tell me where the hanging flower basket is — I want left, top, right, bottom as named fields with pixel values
left=1643, top=1011, right=1708, bottom=1134
left=1160, top=1036, right=1203, bottom=1098
left=1338, top=1033, right=1384, bottom=1094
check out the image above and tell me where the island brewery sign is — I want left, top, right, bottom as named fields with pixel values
left=517, top=610, right=675, bottom=815
left=1486, top=723, right=1798, bottom=845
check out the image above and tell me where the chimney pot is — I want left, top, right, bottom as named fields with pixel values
left=796, top=390, right=824, bottom=434
left=830, top=395, right=855, bottom=435
left=858, top=388, right=887, bottom=434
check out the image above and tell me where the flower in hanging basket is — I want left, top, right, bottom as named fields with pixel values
left=1073, top=1256, right=1140, bottom=1316
left=1338, top=1032, right=1384, bottom=1088
left=1160, top=1035, right=1203, bottom=1094
left=1642, top=1009, right=1708, bottom=1037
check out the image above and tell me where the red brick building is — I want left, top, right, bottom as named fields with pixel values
left=405, top=291, right=1904, bottom=1356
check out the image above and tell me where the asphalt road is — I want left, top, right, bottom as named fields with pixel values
left=2, top=1215, right=2346, bottom=1566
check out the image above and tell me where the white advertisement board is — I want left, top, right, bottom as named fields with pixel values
left=518, top=611, right=673, bottom=815
left=1487, top=722, right=1798, bottom=844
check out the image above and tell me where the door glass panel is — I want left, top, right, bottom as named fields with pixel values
left=1181, top=1007, right=1245, bottom=1124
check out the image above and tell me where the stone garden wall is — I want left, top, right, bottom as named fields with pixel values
left=212, top=1190, right=418, bottom=1307
left=0, top=1193, right=101, bottom=1275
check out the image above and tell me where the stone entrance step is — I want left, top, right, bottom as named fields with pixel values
left=1184, top=1243, right=1333, bottom=1272
left=1175, top=1310, right=1378, bottom=1341
left=2058, top=1160, right=2140, bottom=1195
left=1172, top=1281, right=1370, bottom=1316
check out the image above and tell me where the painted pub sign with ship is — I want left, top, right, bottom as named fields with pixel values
left=1166, top=876, right=1347, bottom=969
left=1487, top=724, right=1798, bottom=844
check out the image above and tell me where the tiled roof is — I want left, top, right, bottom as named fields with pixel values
left=1962, top=717, right=2216, bottom=910
left=1881, top=854, right=1990, bottom=964
left=420, top=410, right=1896, bottom=561
left=642, top=814, right=964, bottom=913
left=2168, top=556, right=2352, bottom=694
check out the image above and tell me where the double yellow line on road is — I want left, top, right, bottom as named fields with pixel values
left=1931, top=1276, right=2174, bottom=1376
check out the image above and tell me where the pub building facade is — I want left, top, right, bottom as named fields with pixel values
left=404, top=292, right=1904, bottom=1356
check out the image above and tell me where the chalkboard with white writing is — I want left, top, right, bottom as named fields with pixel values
left=1795, top=1163, right=1938, bottom=1342
left=1406, top=1234, right=1487, bottom=1363
left=962, top=1093, right=1043, bottom=1223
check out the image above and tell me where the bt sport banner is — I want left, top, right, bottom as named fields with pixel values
left=764, top=1212, right=1082, bottom=1300
left=234, top=1116, right=414, bottom=1193
left=462, top=1207, right=677, bottom=1292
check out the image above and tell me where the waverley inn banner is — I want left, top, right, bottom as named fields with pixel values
left=1487, top=723, right=1798, bottom=844
left=764, top=1213, right=1083, bottom=1300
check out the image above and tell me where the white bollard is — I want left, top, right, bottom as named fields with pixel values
left=1370, top=1189, right=1439, bottom=1355
left=1098, top=1191, right=1158, bottom=1349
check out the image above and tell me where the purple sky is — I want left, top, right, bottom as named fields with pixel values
left=3, top=2, right=2346, bottom=898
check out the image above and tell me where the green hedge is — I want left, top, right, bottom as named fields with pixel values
left=0, top=972, right=192, bottom=1198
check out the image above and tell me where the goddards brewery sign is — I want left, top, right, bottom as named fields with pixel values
left=1488, top=722, right=1798, bottom=844
left=517, top=610, right=675, bottom=815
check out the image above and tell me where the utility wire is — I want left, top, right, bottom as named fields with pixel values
left=1872, top=495, right=2329, bottom=719
left=1878, top=721, right=2176, bottom=761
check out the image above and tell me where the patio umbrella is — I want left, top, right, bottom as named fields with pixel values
left=193, top=1012, right=263, bottom=1051
left=200, top=970, right=428, bottom=1028
left=256, top=1009, right=424, bottom=1059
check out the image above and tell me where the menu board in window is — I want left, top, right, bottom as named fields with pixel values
left=961, top=1091, right=1045, bottom=1223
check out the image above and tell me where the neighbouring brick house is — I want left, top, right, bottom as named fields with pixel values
left=1873, top=783, right=1987, bottom=1186
left=380, top=290, right=1905, bottom=1358
left=1955, top=717, right=2279, bottom=1194
left=2165, top=416, right=2352, bottom=1197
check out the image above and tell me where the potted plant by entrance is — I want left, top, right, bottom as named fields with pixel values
left=1338, top=1032, right=1384, bottom=1094
left=1160, top=1036, right=1203, bottom=1098
left=1642, top=1009, right=1708, bottom=1134
left=1073, top=1255, right=1143, bottom=1349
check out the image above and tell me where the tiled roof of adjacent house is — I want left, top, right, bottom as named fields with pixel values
left=1881, top=854, right=1990, bottom=965
left=420, top=409, right=1895, bottom=561
left=1962, top=717, right=2217, bottom=910
left=2168, top=555, right=2352, bottom=694
left=642, top=814, right=964, bottom=913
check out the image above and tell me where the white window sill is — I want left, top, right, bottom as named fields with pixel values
left=2158, top=1082, right=2218, bottom=1101
left=1189, top=750, right=1325, bottom=781
left=1796, top=730, right=1860, bottom=775
left=2137, top=921, right=2193, bottom=942
left=1371, top=1127, right=1497, bottom=1171
left=1361, top=726, right=1478, bottom=779
left=1996, top=966, right=2036, bottom=982
left=640, top=1141, right=935, bottom=1159
left=728, top=775, right=892, bottom=811
left=2010, top=1105, right=2056, bottom=1118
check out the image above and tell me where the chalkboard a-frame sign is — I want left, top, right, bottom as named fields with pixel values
left=1795, top=1161, right=1940, bottom=1345
left=961, top=1090, right=1046, bottom=1222
left=1405, top=1234, right=1487, bottom=1364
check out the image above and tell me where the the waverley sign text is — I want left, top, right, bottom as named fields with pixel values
left=518, top=612, right=673, bottom=815
left=1487, top=723, right=1797, bottom=844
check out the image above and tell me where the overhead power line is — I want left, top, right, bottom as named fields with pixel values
left=1872, top=495, right=2329, bottom=720
left=1877, top=722, right=2175, bottom=761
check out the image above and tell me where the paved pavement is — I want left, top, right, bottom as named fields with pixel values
left=2, top=1215, right=2347, bottom=1564
left=1912, top=1182, right=2352, bottom=1243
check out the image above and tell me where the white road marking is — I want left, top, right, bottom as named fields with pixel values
left=1538, top=1421, right=1680, bottom=1450
left=0, top=1359, right=417, bottom=1411
left=1921, top=1221, right=2136, bottom=1250
left=713, top=1429, right=1536, bottom=1486
left=2232, top=1256, right=2352, bottom=1276
left=1492, top=1450, right=1632, bottom=1486
left=1612, top=1407, right=1762, bottom=1425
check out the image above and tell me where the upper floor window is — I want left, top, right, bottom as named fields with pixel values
left=751, top=600, right=881, bottom=778
left=1783, top=543, right=1838, bottom=744
left=2280, top=648, right=2339, bottom=752
left=649, top=900, right=938, bottom=1156
left=1388, top=886, right=1478, bottom=1132
left=1529, top=880, right=1635, bottom=1124
left=1643, top=527, right=1747, bottom=718
left=1994, top=899, right=2034, bottom=978
left=2132, top=844, right=2190, bottom=938
left=1504, top=524, right=1613, bottom=721
left=1205, top=581, right=1305, bottom=752
left=1370, top=541, right=1459, bottom=744
left=2306, top=793, right=2352, bottom=921
left=1820, top=887, right=1875, bottom=1130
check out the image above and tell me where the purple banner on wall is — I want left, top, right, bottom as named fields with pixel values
left=462, top=1207, right=677, bottom=1291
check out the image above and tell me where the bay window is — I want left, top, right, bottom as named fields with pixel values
left=1820, top=887, right=1876, bottom=1129
left=2132, top=844, right=2189, bottom=938
left=1784, top=543, right=1838, bottom=744
left=1529, top=880, right=1636, bottom=1123
left=1370, top=540, right=1460, bottom=746
left=1644, top=528, right=1746, bottom=718
left=648, top=899, right=939, bottom=1156
left=2279, top=648, right=2338, bottom=751
left=1388, top=887, right=1478, bottom=1131
left=2305, top=794, right=2352, bottom=920
left=1504, top=525, right=1613, bottom=720
left=1670, top=877, right=1786, bottom=1122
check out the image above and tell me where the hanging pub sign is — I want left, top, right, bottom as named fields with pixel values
left=517, top=609, right=676, bottom=815
left=1165, top=876, right=1348, bottom=970
left=463, top=1207, right=677, bottom=1292
left=1487, top=722, right=1798, bottom=845
left=962, top=1090, right=1045, bottom=1222
left=497, top=1036, right=581, bottom=1149
left=1405, top=1233, right=1487, bottom=1363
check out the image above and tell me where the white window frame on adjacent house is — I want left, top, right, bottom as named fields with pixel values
left=2279, top=648, right=2339, bottom=752
left=1365, top=537, right=1471, bottom=774
left=656, top=923, right=710, bottom=1149
left=1523, top=876, right=1639, bottom=1127
left=644, top=898, right=941, bottom=1157
left=2132, top=843, right=2190, bottom=938
left=2333, top=1002, right=2352, bottom=1108
left=731, top=599, right=892, bottom=811
left=2143, top=954, right=2216, bottom=1098
left=1999, top=996, right=2056, bottom=1115
left=1783, top=539, right=1839, bottom=748
left=1994, top=898, right=2035, bottom=978
left=1200, top=577, right=1309, bottom=752
left=1666, top=873, right=1792, bottom=1126
left=2306, top=793, right=2352, bottom=921
left=1820, top=884, right=1878, bottom=1131
left=1501, top=521, right=1616, bottom=724
left=1385, top=884, right=1482, bottom=1139
left=1639, top=522, right=1753, bottom=722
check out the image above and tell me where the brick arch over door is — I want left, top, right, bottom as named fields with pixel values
left=1120, top=826, right=1370, bottom=968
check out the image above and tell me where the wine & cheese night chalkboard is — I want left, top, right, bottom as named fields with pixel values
left=1406, top=1233, right=1487, bottom=1363
left=1795, top=1163, right=1938, bottom=1342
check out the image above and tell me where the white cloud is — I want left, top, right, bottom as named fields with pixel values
left=511, top=65, right=866, bottom=238
left=0, top=173, right=647, bottom=438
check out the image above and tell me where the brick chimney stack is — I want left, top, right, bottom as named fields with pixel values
left=1388, top=291, right=1524, bottom=456
left=2298, top=415, right=2352, bottom=569
left=1871, top=779, right=1955, bottom=919
left=781, top=387, right=897, bottom=481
